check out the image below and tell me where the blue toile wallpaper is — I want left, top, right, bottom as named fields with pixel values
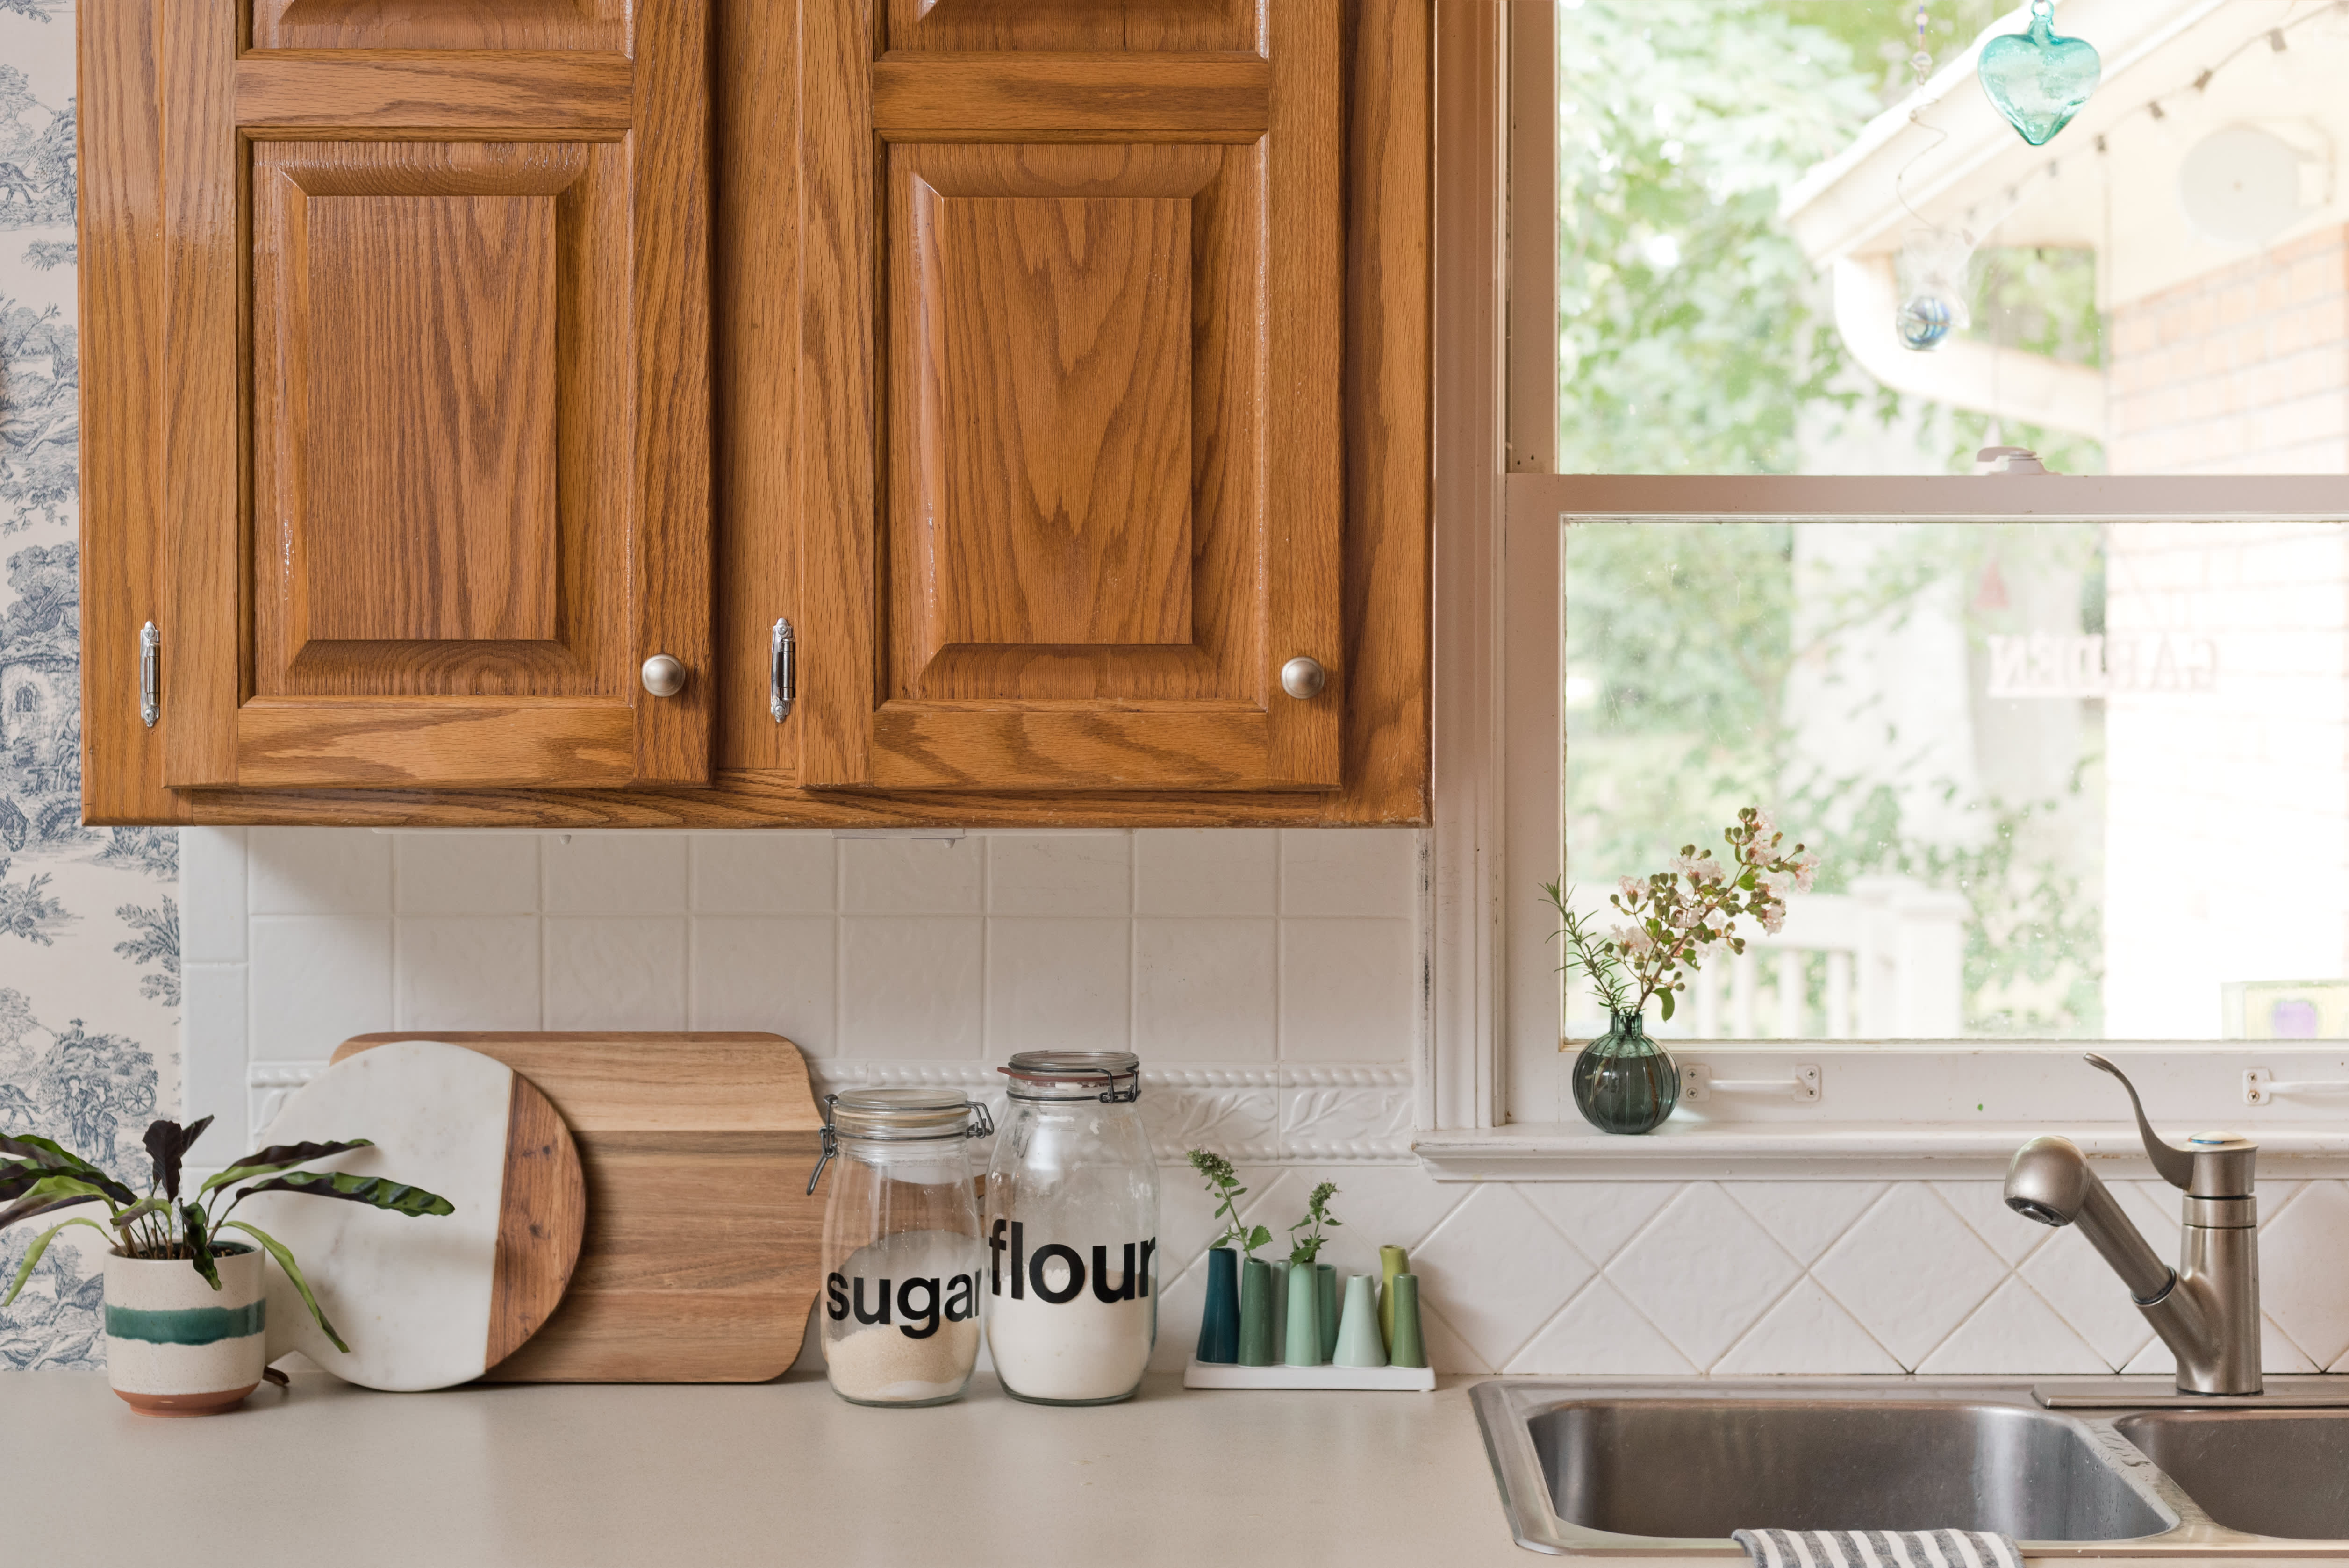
left=0, top=0, right=180, bottom=1371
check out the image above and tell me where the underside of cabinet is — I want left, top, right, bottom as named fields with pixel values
left=75, top=0, right=1431, bottom=829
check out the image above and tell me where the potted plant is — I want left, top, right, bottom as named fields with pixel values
left=1184, top=1149, right=1269, bottom=1365
left=1545, top=806, right=1819, bottom=1135
left=1282, top=1181, right=1340, bottom=1367
left=1, top=1117, right=453, bottom=1415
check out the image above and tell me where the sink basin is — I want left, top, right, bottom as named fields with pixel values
left=1473, top=1381, right=2184, bottom=1555
left=2113, top=1411, right=2349, bottom=1540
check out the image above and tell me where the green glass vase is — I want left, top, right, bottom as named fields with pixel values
left=1569, top=1010, right=1679, bottom=1135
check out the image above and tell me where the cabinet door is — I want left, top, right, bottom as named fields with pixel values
left=159, top=1, right=711, bottom=790
left=799, top=0, right=1343, bottom=792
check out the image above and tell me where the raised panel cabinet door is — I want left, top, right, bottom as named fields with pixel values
left=800, top=1, right=1343, bottom=792
left=158, top=0, right=712, bottom=790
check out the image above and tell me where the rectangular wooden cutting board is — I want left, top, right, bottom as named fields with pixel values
left=336, top=1031, right=823, bottom=1382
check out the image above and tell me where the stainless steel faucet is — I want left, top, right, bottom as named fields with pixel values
left=2005, top=1054, right=2261, bottom=1396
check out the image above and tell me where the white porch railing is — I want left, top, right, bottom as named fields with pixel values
left=1566, top=874, right=1969, bottom=1041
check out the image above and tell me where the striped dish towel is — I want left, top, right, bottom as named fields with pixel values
left=1732, top=1530, right=2024, bottom=1568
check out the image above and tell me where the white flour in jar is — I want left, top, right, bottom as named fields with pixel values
left=824, top=1317, right=980, bottom=1403
left=986, top=1291, right=1152, bottom=1402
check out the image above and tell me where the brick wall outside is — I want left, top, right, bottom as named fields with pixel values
left=2108, top=225, right=2349, bottom=476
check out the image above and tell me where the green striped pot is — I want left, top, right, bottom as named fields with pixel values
left=104, top=1245, right=268, bottom=1417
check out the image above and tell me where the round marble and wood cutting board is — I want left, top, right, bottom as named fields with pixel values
left=243, top=1039, right=585, bottom=1391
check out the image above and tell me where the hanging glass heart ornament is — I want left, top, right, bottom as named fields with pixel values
left=1978, top=1, right=2100, bottom=147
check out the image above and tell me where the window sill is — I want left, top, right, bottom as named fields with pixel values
left=1414, top=1121, right=2349, bottom=1182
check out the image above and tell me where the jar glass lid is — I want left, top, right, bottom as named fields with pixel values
left=829, top=1088, right=984, bottom=1139
left=998, top=1051, right=1142, bottom=1102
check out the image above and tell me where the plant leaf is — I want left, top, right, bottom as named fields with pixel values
left=1659, top=989, right=1676, bottom=1022
left=0, top=1190, right=99, bottom=1234
left=109, top=1196, right=171, bottom=1232
left=2, top=1217, right=114, bottom=1308
left=183, top=1202, right=221, bottom=1290
left=0, top=1135, right=136, bottom=1204
left=236, top=1169, right=454, bottom=1218
left=197, top=1139, right=375, bottom=1197
left=142, top=1115, right=215, bottom=1202
left=221, top=1220, right=347, bottom=1353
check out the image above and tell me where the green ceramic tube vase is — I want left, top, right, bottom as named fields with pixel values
left=1378, top=1244, right=1408, bottom=1351
left=1333, top=1273, right=1387, bottom=1368
left=1238, top=1257, right=1278, bottom=1366
left=1315, top=1263, right=1339, bottom=1360
left=1388, top=1273, right=1427, bottom=1369
left=1283, top=1261, right=1322, bottom=1365
left=1568, top=1009, right=1680, bottom=1135
left=1196, top=1247, right=1241, bottom=1364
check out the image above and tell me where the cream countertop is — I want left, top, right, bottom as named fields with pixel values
left=3, top=1369, right=1545, bottom=1568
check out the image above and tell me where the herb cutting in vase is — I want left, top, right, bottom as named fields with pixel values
left=1546, top=806, right=1819, bottom=1135
left=0, top=1117, right=453, bottom=1414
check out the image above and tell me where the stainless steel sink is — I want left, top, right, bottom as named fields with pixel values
left=2112, top=1411, right=2349, bottom=1541
left=1471, top=1378, right=2349, bottom=1557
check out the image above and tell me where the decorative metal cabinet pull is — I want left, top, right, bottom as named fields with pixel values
left=1280, top=655, right=1327, bottom=700
left=139, top=622, right=160, bottom=728
left=771, top=617, right=795, bottom=722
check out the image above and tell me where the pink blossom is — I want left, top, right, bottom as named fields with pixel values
left=1758, top=901, right=1787, bottom=934
left=1787, top=852, right=1819, bottom=892
left=1609, top=923, right=1656, bottom=957
left=1670, top=853, right=1721, bottom=884
left=1618, top=876, right=1643, bottom=902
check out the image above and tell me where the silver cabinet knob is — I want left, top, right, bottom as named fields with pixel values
left=1280, top=656, right=1327, bottom=700
left=640, top=654, right=686, bottom=698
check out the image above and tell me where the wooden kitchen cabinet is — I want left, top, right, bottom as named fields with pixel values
left=77, top=0, right=1430, bottom=828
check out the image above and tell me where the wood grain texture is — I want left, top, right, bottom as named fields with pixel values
left=628, top=0, right=716, bottom=786
left=160, top=0, right=241, bottom=787
left=873, top=56, right=1270, bottom=140
left=299, top=187, right=560, bottom=643
left=485, top=1071, right=588, bottom=1371
left=78, top=0, right=187, bottom=824
left=336, top=1032, right=824, bottom=1384
left=795, top=0, right=879, bottom=788
left=1261, top=0, right=1344, bottom=787
left=870, top=705, right=1274, bottom=790
left=908, top=181, right=1195, bottom=654
left=251, top=0, right=628, bottom=53
left=236, top=52, right=634, bottom=138
left=712, top=0, right=801, bottom=774
left=237, top=699, right=635, bottom=788
left=886, top=0, right=1259, bottom=53
left=1336, top=0, right=1432, bottom=823
left=244, top=138, right=632, bottom=779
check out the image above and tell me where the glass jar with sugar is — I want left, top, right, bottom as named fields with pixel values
left=808, top=1088, right=992, bottom=1406
left=985, top=1051, right=1159, bottom=1405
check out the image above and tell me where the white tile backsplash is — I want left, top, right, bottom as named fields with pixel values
left=184, top=825, right=2349, bottom=1382
left=394, top=833, right=540, bottom=915
left=543, top=916, right=689, bottom=1030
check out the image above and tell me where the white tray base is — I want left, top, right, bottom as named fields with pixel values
left=1182, top=1357, right=1436, bottom=1391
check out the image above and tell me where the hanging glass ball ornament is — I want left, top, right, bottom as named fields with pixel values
left=1898, top=293, right=1957, bottom=351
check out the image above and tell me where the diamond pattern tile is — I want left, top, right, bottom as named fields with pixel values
left=1726, top=1182, right=1889, bottom=1267
left=2259, top=1181, right=2349, bottom=1370
left=1510, top=1280, right=1694, bottom=1375
left=1604, top=1184, right=1802, bottom=1369
left=1811, top=1185, right=2007, bottom=1369
left=1412, top=1185, right=1595, bottom=1370
left=1931, top=1181, right=2048, bottom=1265
left=1919, top=1279, right=2105, bottom=1375
left=1521, top=1181, right=1681, bottom=1268
left=1713, top=1279, right=1899, bottom=1375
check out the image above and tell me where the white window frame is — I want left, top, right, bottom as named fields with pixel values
left=1419, top=2, right=2349, bottom=1181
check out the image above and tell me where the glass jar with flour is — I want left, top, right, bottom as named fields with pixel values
left=809, top=1088, right=992, bottom=1407
left=986, top=1051, right=1159, bottom=1405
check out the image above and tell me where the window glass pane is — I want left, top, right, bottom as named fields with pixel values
left=1556, top=0, right=2342, bottom=476
left=1562, top=518, right=2349, bottom=1039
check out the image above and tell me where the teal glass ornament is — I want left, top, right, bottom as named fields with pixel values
left=1568, top=1010, right=1679, bottom=1136
left=1898, top=294, right=1955, bottom=351
left=1977, top=1, right=2100, bottom=148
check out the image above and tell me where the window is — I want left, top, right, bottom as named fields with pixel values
left=1428, top=0, right=2349, bottom=1145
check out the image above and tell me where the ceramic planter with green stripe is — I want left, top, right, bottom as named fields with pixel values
left=104, top=1245, right=267, bottom=1416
